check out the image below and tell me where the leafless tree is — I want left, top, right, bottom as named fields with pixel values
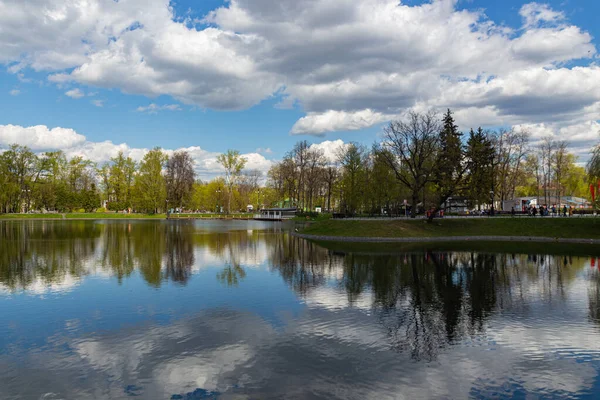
left=553, top=141, right=569, bottom=207
left=323, top=165, right=339, bottom=212
left=493, top=128, right=530, bottom=203
left=381, top=111, right=441, bottom=218
left=538, top=136, right=557, bottom=205
left=166, top=151, right=196, bottom=210
left=304, top=148, right=326, bottom=211
left=239, top=169, right=262, bottom=208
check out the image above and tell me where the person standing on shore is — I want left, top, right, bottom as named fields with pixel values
left=563, top=205, right=568, bottom=217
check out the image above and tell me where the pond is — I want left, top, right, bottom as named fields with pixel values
left=1, top=220, right=600, bottom=399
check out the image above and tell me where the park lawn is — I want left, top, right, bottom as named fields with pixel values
left=1, top=212, right=253, bottom=220
left=66, top=213, right=166, bottom=219
left=302, top=217, right=600, bottom=239
left=0, top=213, right=64, bottom=219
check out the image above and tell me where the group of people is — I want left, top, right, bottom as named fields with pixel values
left=511, top=204, right=573, bottom=217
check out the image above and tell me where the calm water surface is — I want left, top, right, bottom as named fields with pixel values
left=1, top=220, right=600, bottom=399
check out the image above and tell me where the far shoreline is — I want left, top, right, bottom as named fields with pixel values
left=0, top=213, right=253, bottom=221
left=296, top=217, right=600, bottom=243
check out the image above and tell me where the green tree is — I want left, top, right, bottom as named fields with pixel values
left=103, top=151, right=137, bottom=211
left=563, top=155, right=588, bottom=198
left=465, top=127, right=494, bottom=210
left=338, top=143, right=366, bottom=215
left=133, top=148, right=167, bottom=213
left=216, top=149, right=247, bottom=214
left=35, top=151, right=69, bottom=211
left=432, top=109, right=466, bottom=216
left=0, top=144, right=38, bottom=213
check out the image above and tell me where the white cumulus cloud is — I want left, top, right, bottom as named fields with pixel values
left=0, top=124, right=273, bottom=180
left=0, top=124, right=86, bottom=149
left=65, top=88, right=85, bottom=99
left=0, top=0, right=598, bottom=157
left=291, top=109, right=392, bottom=136
left=136, top=103, right=182, bottom=114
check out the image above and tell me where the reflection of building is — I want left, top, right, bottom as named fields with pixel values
left=254, top=208, right=297, bottom=221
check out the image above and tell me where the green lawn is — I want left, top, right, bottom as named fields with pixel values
left=301, top=217, right=600, bottom=239
left=0, top=213, right=64, bottom=219
left=0, top=213, right=252, bottom=220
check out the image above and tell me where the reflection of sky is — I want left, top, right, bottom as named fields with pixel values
left=3, top=288, right=600, bottom=399
left=2, top=223, right=600, bottom=398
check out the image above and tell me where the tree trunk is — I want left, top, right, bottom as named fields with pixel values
left=411, top=192, right=419, bottom=218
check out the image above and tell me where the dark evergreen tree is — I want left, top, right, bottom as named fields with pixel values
left=432, top=109, right=466, bottom=217
left=465, top=127, right=495, bottom=210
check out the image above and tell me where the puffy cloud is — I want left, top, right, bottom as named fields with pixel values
left=0, top=124, right=86, bottom=149
left=520, top=3, right=565, bottom=28
left=136, top=103, right=182, bottom=114
left=309, top=139, right=349, bottom=163
left=291, top=109, right=392, bottom=135
left=0, top=0, right=598, bottom=155
left=0, top=124, right=273, bottom=180
left=513, top=121, right=600, bottom=159
left=65, top=88, right=84, bottom=99
left=9, top=89, right=20, bottom=96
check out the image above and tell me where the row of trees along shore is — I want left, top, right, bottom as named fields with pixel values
left=1, top=109, right=599, bottom=216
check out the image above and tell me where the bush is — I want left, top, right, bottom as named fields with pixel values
left=295, top=212, right=332, bottom=221
left=96, top=207, right=107, bottom=213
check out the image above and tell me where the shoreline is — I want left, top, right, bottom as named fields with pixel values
left=0, top=218, right=252, bottom=221
left=292, top=232, right=600, bottom=245
left=0, top=214, right=254, bottom=221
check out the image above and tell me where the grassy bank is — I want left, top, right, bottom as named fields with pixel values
left=0, top=213, right=251, bottom=220
left=301, top=217, right=600, bottom=239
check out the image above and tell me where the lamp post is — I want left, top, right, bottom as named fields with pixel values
left=421, top=174, right=427, bottom=218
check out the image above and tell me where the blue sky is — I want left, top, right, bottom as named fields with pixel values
left=1, top=0, right=599, bottom=178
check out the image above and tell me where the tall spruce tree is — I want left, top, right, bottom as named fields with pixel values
left=465, top=127, right=494, bottom=210
left=432, top=109, right=466, bottom=217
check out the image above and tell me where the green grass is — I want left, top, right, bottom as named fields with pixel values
left=0, top=213, right=64, bottom=219
left=66, top=213, right=166, bottom=219
left=292, top=213, right=332, bottom=222
left=301, top=217, right=600, bottom=239
left=0, top=212, right=252, bottom=220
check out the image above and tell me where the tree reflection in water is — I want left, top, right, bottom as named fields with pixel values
left=590, top=260, right=600, bottom=324
left=266, top=235, right=598, bottom=361
left=0, top=220, right=102, bottom=291
left=2, top=220, right=600, bottom=357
